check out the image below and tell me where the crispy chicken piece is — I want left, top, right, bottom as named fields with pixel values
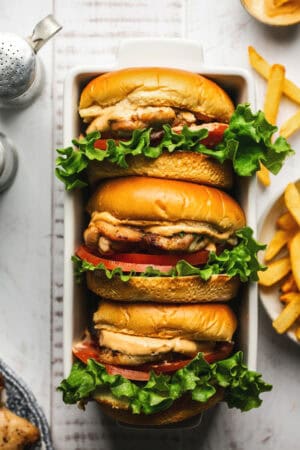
left=85, top=104, right=178, bottom=133
left=84, top=219, right=212, bottom=255
left=80, top=97, right=200, bottom=134
left=84, top=222, right=143, bottom=255
left=91, top=220, right=143, bottom=242
left=144, top=233, right=200, bottom=252
left=0, top=374, right=39, bottom=450
left=98, top=237, right=136, bottom=255
left=0, top=407, right=40, bottom=450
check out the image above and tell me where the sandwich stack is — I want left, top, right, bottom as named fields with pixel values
left=58, top=67, right=275, bottom=425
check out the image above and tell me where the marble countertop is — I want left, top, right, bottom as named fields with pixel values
left=0, top=1, right=299, bottom=449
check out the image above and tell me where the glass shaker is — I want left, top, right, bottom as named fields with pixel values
left=0, top=14, right=62, bottom=108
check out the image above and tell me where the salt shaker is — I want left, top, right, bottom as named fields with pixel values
left=0, top=15, right=62, bottom=108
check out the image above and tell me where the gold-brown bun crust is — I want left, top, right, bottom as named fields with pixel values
left=87, top=177, right=246, bottom=233
left=86, top=271, right=240, bottom=303
left=95, top=389, right=224, bottom=426
left=87, top=152, right=233, bottom=190
left=79, top=67, right=234, bottom=123
left=94, top=301, right=237, bottom=342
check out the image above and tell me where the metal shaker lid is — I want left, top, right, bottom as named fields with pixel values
left=0, top=33, right=36, bottom=100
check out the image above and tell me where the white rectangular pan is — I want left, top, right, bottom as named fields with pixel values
left=63, top=38, right=257, bottom=378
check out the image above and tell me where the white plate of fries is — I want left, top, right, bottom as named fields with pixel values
left=258, top=180, right=300, bottom=344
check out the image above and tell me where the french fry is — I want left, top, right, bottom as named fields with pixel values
left=276, top=211, right=298, bottom=231
left=258, top=257, right=291, bottom=286
left=248, top=46, right=271, bottom=82
left=257, top=163, right=270, bottom=187
left=263, top=180, right=300, bottom=338
left=284, top=183, right=300, bottom=227
left=273, top=296, right=300, bottom=334
left=280, top=292, right=300, bottom=303
left=280, top=109, right=300, bottom=139
left=264, top=64, right=285, bottom=125
left=290, top=231, right=300, bottom=291
left=265, top=229, right=293, bottom=261
left=257, top=64, right=285, bottom=187
left=280, top=273, right=298, bottom=293
left=287, top=239, right=293, bottom=253
left=248, top=46, right=300, bottom=105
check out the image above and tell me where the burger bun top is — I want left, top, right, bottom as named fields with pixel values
left=79, top=67, right=234, bottom=123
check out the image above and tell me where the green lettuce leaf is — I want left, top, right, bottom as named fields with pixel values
left=200, top=104, right=294, bottom=176
left=55, top=103, right=294, bottom=190
left=73, top=226, right=266, bottom=283
left=58, top=351, right=272, bottom=414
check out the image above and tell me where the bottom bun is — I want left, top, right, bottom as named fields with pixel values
left=87, top=152, right=233, bottom=189
left=86, top=272, right=239, bottom=302
left=96, top=389, right=224, bottom=426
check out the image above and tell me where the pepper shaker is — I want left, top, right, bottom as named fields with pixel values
left=0, top=14, right=62, bottom=108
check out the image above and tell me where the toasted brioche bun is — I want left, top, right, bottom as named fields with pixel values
left=87, top=177, right=246, bottom=233
left=95, top=389, right=224, bottom=426
left=86, top=271, right=240, bottom=303
left=87, top=152, right=233, bottom=189
left=94, top=301, right=237, bottom=342
left=79, top=67, right=234, bottom=123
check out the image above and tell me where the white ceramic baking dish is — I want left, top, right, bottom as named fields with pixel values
left=63, top=39, right=257, bottom=383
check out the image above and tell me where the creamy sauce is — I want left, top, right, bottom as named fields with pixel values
left=99, top=330, right=215, bottom=356
left=265, top=0, right=300, bottom=17
left=244, top=0, right=300, bottom=24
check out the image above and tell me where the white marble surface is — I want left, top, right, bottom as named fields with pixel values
left=1, top=1, right=300, bottom=449
left=0, top=0, right=53, bottom=420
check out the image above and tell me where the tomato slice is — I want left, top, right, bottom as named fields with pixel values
left=73, top=340, right=233, bottom=381
left=200, top=342, right=233, bottom=364
left=140, top=359, right=193, bottom=373
left=76, top=246, right=173, bottom=273
left=94, top=138, right=122, bottom=150
left=104, top=364, right=150, bottom=381
left=200, top=123, right=228, bottom=148
left=73, top=340, right=152, bottom=381
left=73, top=339, right=100, bottom=364
left=112, top=250, right=209, bottom=266
left=76, top=245, right=211, bottom=273
left=94, top=139, right=109, bottom=150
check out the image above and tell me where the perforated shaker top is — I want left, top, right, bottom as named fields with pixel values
left=0, top=32, right=36, bottom=99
